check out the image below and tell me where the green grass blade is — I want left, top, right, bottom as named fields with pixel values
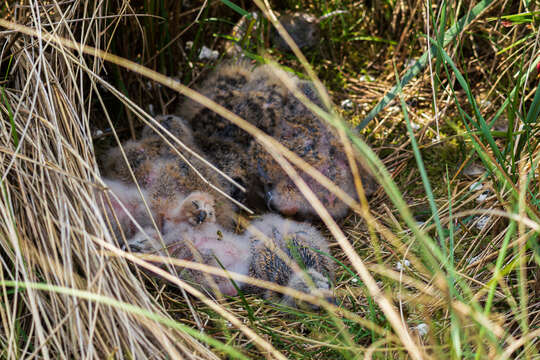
left=428, top=36, right=508, bottom=166
left=1, top=87, right=18, bottom=147
left=357, top=0, right=495, bottom=130
left=524, top=76, right=540, bottom=125
left=219, top=0, right=250, bottom=17
left=394, top=64, right=447, bottom=254
left=213, top=255, right=257, bottom=325
left=0, top=281, right=250, bottom=360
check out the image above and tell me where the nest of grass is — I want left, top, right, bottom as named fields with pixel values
left=1, top=0, right=539, bottom=359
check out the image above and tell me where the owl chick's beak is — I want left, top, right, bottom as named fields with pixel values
left=195, top=211, right=207, bottom=224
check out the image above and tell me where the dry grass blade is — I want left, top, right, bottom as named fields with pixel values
left=1, top=1, right=538, bottom=358
left=0, top=5, right=223, bottom=359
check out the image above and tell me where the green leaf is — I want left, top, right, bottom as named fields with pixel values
left=219, top=0, right=250, bottom=17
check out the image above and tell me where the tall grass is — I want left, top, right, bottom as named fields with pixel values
left=0, top=2, right=231, bottom=358
left=0, top=0, right=538, bottom=359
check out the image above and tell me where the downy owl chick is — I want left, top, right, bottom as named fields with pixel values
left=244, top=213, right=335, bottom=308
left=101, top=179, right=154, bottom=241
left=169, top=213, right=335, bottom=308
left=179, top=62, right=376, bottom=219
left=144, top=159, right=235, bottom=229
left=124, top=190, right=219, bottom=256
left=102, top=115, right=236, bottom=229
left=101, top=137, right=163, bottom=187
left=249, top=113, right=377, bottom=219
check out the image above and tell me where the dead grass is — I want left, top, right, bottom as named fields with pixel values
left=0, top=0, right=538, bottom=359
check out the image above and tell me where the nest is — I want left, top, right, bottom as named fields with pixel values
left=1, top=1, right=538, bottom=359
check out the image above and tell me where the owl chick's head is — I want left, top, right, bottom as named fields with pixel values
left=181, top=191, right=216, bottom=226
left=265, top=178, right=351, bottom=220
left=164, top=191, right=216, bottom=228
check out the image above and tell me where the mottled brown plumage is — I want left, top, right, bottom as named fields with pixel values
left=178, top=63, right=288, bottom=203
left=180, top=63, right=254, bottom=150
left=140, top=114, right=200, bottom=157
left=102, top=115, right=236, bottom=229
left=230, top=65, right=290, bottom=134
left=102, top=137, right=163, bottom=187
left=200, top=139, right=250, bottom=203
left=249, top=114, right=377, bottom=219
left=178, top=62, right=376, bottom=219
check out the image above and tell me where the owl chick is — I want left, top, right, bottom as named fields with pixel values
left=103, top=114, right=200, bottom=185
left=244, top=213, right=335, bottom=308
left=124, top=190, right=219, bottom=256
left=178, top=62, right=376, bottom=220
left=244, top=77, right=376, bottom=218
left=143, top=115, right=250, bottom=203
left=101, top=136, right=163, bottom=187
left=170, top=213, right=335, bottom=309
left=143, top=158, right=236, bottom=229
left=102, top=114, right=236, bottom=229
left=101, top=179, right=154, bottom=240
left=249, top=114, right=377, bottom=219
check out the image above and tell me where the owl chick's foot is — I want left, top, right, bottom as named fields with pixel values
left=124, top=227, right=165, bottom=254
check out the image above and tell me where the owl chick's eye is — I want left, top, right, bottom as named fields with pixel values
left=192, top=201, right=200, bottom=209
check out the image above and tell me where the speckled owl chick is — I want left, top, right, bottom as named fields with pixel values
left=125, top=190, right=219, bottom=257
left=244, top=213, right=335, bottom=308
left=169, top=213, right=335, bottom=308
left=178, top=63, right=377, bottom=219
left=101, top=115, right=236, bottom=229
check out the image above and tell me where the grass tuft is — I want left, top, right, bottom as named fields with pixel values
left=0, top=0, right=538, bottom=358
